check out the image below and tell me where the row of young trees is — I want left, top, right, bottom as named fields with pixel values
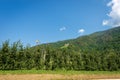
left=0, top=40, right=120, bottom=71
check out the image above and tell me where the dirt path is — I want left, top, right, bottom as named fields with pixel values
left=0, top=74, right=120, bottom=80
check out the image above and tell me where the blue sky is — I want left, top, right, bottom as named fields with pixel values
left=0, top=0, right=118, bottom=46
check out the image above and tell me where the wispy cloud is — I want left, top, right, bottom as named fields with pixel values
left=102, top=0, right=120, bottom=27
left=78, top=29, right=85, bottom=34
left=59, top=27, right=66, bottom=31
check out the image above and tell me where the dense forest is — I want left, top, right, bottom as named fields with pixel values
left=0, top=27, right=120, bottom=71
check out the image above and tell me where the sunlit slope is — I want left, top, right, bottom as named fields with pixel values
left=38, top=26, right=120, bottom=53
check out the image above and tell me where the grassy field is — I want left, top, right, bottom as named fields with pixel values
left=0, top=70, right=120, bottom=80
left=0, top=70, right=120, bottom=75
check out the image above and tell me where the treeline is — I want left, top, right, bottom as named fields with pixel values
left=0, top=40, right=120, bottom=71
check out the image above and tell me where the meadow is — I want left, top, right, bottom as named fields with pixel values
left=0, top=70, right=120, bottom=75
left=0, top=70, right=120, bottom=80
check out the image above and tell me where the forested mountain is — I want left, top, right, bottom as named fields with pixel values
left=40, top=26, right=120, bottom=53
left=0, top=27, right=120, bottom=71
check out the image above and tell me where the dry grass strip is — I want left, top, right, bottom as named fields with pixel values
left=0, top=74, right=120, bottom=80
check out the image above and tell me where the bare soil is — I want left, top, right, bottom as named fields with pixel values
left=0, top=74, right=120, bottom=80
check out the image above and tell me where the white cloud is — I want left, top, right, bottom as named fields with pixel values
left=59, top=27, right=66, bottom=31
left=102, top=0, right=120, bottom=27
left=103, top=20, right=109, bottom=26
left=78, top=29, right=85, bottom=34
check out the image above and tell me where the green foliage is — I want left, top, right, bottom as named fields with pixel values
left=0, top=70, right=120, bottom=75
left=0, top=27, right=120, bottom=71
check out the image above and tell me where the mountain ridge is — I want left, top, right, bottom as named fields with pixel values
left=39, top=26, right=120, bottom=53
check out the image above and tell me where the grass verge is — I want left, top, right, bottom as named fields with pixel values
left=0, top=70, right=120, bottom=75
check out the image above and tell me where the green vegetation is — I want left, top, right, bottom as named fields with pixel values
left=0, top=27, right=120, bottom=71
left=0, top=70, right=120, bottom=75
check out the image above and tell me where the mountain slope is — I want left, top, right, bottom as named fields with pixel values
left=39, top=26, right=120, bottom=53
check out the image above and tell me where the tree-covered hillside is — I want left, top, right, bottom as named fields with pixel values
left=41, top=26, right=120, bottom=53
left=0, top=27, right=120, bottom=71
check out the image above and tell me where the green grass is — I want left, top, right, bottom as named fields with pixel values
left=0, top=70, right=120, bottom=75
